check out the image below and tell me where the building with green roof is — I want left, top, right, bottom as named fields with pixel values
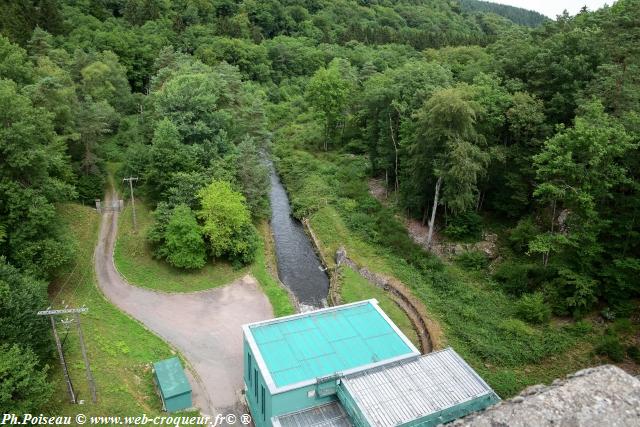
left=243, top=299, right=500, bottom=427
left=152, top=357, right=192, bottom=413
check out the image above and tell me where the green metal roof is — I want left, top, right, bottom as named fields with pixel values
left=247, top=300, right=417, bottom=389
left=153, top=357, right=191, bottom=398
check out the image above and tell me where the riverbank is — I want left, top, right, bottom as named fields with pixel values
left=272, top=144, right=622, bottom=397
left=268, top=167, right=329, bottom=308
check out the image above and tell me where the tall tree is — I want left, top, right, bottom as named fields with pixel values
left=408, top=86, right=489, bottom=249
left=532, top=101, right=635, bottom=312
left=305, top=58, right=355, bottom=150
left=0, top=79, right=75, bottom=277
left=145, top=119, right=197, bottom=202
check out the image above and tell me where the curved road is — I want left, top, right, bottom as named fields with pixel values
left=94, top=192, right=273, bottom=418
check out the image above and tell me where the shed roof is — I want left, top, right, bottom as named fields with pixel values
left=339, top=348, right=500, bottom=427
left=244, top=300, right=418, bottom=391
left=153, top=357, right=191, bottom=398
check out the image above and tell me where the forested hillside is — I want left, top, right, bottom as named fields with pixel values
left=1, top=0, right=639, bottom=413
left=460, top=0, right=548, bottom=26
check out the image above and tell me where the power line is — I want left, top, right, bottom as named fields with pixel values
left=122, top=177, right=139, bottom=232
left=51, top=261, right=79, bottom=304
left=37, top=306, right=96, bottom=404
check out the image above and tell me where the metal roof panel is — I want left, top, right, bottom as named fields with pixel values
left=339, top=348, right=500, bottom=427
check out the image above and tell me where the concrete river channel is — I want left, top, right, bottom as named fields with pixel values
left=268, top=166, right=330, bottom=310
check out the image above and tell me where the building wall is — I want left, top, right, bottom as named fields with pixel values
left=271, top=383, right=337, bottom=420
left=336, top=384, right=370, bottom=427
left=244, top=339, right=272, bottom=427
left=243, top=338, right=342, bottom=427
left=165, top=392, right=192, bottom=413
left=397, top=394, right=501, bottom=427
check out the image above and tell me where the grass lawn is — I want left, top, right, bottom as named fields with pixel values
left=306, top=205, right=609, bottom=397
left=45, top=203, right=183, bottom=416
left=340, top=266, right=420, bottom=348
left=253, top=222, right=296, bottom=317
left=115, top=201, right=249, bottom=292
left=115, top=197, right=295, bottom=314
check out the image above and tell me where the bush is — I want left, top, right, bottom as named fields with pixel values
left=455, top=250, right=488, bottom=271
left=508, top=217, right=539, bottom=254
left=493, top=261, right=552, bottom=296
left=565, top=320, right=593, bottom=337
left=611, top=300, right=636, bottom=319
left=595, top=333, right=625, bottom=362
left=163, top=205, right=206, bottom=270
left=612, top=319, right=633, bottom=335
left=627, top=346, right=640, bottom=363
left=516, top=292, right=551, bottom=324
left=198, top=180, right=258, bottom=266
left=444, top=211, right=483, bottom=241
left=147, top=203, right=172, bottom=259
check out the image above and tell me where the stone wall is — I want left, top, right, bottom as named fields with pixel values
left=335, top=246, right=441, bottom=353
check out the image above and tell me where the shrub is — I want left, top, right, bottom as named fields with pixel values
left=612, top=319, right=633, bottom=335
left=444, top=211, right=483, bottom=241
left=516, top=292, right=551, bottom=324
left=627, top=346, right=640, bottom=363
left=612, top=300, right=636, bottom=319
left=492, top=261, right=554, bottom=296
left=147, top=203, right=172, bottom=259
left=595, top=334, right=625, bottom=362
left=455, top=250, right=488, bottom=271
left=508, top=217, right=539, bottom=254
left=565, top=320, right=592, bottom=337
left=290, top=174, right=334, bottom=219
left=198, top=180, right=258, bottom=265
left=164, top=205, right=206, bottom=270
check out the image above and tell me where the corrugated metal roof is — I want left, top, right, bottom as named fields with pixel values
left=153, top=357, right=191, bottom=398
left=272, top=401, right=353, bottom=427
left=339, top=348, right=499, bottom=427
left=246, top=300, right=417, bottom=388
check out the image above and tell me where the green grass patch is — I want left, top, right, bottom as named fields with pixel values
left=45, top=204, right=179, bottom=416
left=340, top=266, right=420, bottom=348
left=114, top=201, right=248, bottom=292
left=253, top=222, right=296, bottom=317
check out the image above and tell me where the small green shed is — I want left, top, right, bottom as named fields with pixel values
left=153, top=357, right=192, bottom=412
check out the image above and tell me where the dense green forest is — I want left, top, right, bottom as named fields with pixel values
left=460, top=0, right=548, bottom=26
left=1, top=0, right=639, bottom=413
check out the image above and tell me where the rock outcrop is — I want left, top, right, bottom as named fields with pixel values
left=454, top=365, right=640, bottom=427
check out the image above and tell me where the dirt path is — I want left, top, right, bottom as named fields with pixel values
left=94, top=191, right=273, bottom=418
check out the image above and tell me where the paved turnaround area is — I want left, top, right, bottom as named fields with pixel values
left=94, top=192, right=274, bottom=418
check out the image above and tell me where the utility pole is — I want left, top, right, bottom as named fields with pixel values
left=75, top=312, right=97, bottom=403
left=123, top=177, right=139, bottom=232
left=38, top=307, right=95, bottom=404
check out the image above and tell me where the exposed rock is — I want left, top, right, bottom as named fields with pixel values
left=454, top=365, right=640, bottom=427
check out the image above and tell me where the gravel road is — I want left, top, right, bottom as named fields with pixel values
left=93, top=192, right=273, bottom=419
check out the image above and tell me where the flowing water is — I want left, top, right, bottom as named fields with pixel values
left=268, top=167, right=329, bottom=309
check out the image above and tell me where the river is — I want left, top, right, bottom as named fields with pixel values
left=268, top=167, right=329, bottom=309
